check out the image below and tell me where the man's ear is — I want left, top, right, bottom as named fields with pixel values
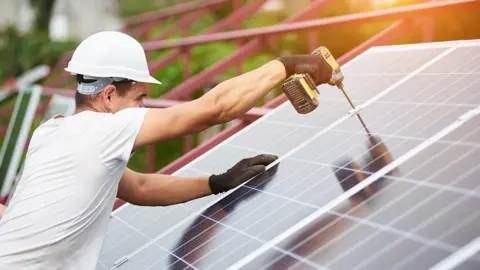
left=102, top=85, right=117, bottom=110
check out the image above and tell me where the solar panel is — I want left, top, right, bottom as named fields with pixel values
left=0, top=85, right=42, bottom=196
left=97, top=39, right=480, bottom=270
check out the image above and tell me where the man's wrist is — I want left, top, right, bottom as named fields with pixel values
left=272, top=59, right=288, bottom=80
left=208, top=174, right=227, bottom=195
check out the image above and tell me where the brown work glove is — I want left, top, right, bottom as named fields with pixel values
left=278, top=55, right=333, bottom=85
left=209, top=154, right=278, bottom=194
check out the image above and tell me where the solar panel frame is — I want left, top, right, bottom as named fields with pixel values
left=100, top=39, right=480, bottom=270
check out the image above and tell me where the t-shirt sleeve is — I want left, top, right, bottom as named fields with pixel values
left=98, top=107, right=148, bottom=168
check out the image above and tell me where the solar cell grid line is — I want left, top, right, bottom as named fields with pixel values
left=262, top=119, right=476, bottom=268
left=167, top=202, right=324, bottom=270
left=289, top=74, right=479, bottom=165
left=122, top=161, right=317, bottom=269
left=431, top=236, right=480, bottom=270
left=228, top=104, right=479, bottom=270
left=318, top=98, right=478, bottom=109
left=242, top=110, right=478, bottom=268
left=277, top=51, right=449, bottom=120
left=390, top=213, right=480, bottom=269
left=350, top=178, right=480, bottom=268
left=263, top=50, right=456, bottom=132
left=231, top=88, right=466, bottom=198
left=246, top=162, right=475, bottom=255
left=220, top=103, right=342, bottom=156
left=162, top=78, right=480, bottom=270
left=169, top=165, right=329, bottom=268
left=366, top=40, right=463, bottom=52
left=268, top=120, right=479, bottom=149
left=290, top=158, right=480, bottom=199
left=97, top=260, right=108, bottom=270
left=108, top=216, right=200, bottom=270
left=231, top=76, right=466, bottom=171
left=140, top=43, right=476, bottom=268
left=344, top=46, right=458, bottom=115
left=163, top=164, right=307, bottom=249
left=288, top=51, right=476, bottom=163
left=236, top=123, right=480, bottom=268
left=326, top=49, right=450, bottom=101
left=320, top=146, right=480, bottom=269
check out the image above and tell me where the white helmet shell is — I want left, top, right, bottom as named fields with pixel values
left=65, top=31, right=160, bottom=85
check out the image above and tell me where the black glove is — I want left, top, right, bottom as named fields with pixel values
left=278, top=54, right=333, bottom=85
left=209, top=154, right=278, bottom=194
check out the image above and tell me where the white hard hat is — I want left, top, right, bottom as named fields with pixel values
left=65, top=31, right=161, bottom=90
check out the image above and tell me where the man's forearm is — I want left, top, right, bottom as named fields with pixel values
left=133, top=174, right=212, bottom=206
left=204, top=60, right=286, bottom=123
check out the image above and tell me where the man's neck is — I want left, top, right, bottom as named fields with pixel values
left=73, top=105, right=103, bottom=115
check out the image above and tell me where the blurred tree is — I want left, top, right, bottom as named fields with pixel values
left=0, top=25, right=75, bottom=84
left=118, top=0, right=160, bottom=18
left=29, top=0, right=56, bottom=33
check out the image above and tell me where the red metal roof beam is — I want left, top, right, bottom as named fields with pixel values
left=143, top=0, right=480, bottom=51
left=161, top=0, right=336, bottom=100
left=148, top=0, right=269, bottom=73
left=125, top=0, right=230, bottom=28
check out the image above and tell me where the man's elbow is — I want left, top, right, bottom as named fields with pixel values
left=199, top=92, right=230, bottom=125
left=132, top=179, right=174, bottom=207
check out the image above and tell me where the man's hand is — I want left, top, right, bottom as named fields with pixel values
left=208, top=154, right=278, bottom=194
left=278, top=54, right=333, bottom=85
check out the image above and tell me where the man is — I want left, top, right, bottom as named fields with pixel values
left=0, top=31, right=332, bottom=269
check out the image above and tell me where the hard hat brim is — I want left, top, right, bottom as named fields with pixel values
left=65, top=66, right=162, bottom=85
left=144, top=76, right=162, bottom=85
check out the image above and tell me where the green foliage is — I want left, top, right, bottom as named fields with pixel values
left=29, top=0, right=55, bottom=33
left=118, top=0, right=160, bottom=18
left=0, top=25, right=76, bottom=84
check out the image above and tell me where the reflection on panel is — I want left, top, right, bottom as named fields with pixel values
left=243, top=118, right=480, bottom=270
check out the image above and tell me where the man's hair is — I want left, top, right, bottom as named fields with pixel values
left=75, top=75, right=135, bottom=107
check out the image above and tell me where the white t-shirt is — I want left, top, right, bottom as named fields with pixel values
left=0, top=107, right=148, bottom=270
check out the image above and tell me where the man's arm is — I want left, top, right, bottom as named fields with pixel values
left=117, top=168, right=211, bottom=206
left=133, top=55, right=332, bottom=149
left=117, top=154, right=278, bottom=206
left=134, top=60, right=287, bottom=148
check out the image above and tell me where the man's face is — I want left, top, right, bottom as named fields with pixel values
left=104, top=82, right=148, bottom=113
